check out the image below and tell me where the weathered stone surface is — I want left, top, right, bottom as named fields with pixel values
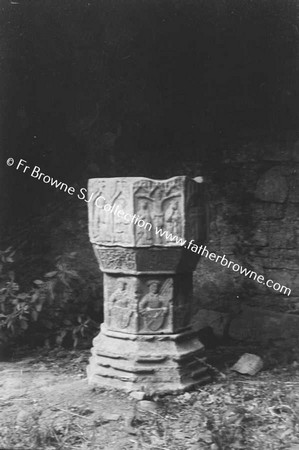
left=87, top=325, right=209, bottom=395
left=253, top=203, right=285, bottom=220
left=268, top=221, right=297, bottom=249
left=231, top=353, right=263, bottom=375
left=93, top=245, right=199, bottom=274
left=191, top=309, right=230, bottom=338
left=289, top=170, right=299, bottom=203
left=262, top=249, right=299, bottom=270
left=255, top=167, right=288, bottom=203
left=87, top=176, right=209, bottom=393
left=285, top=206, right=299, bottom=230
left=194, top=260, right=238, bottom=310
left=219, top=232, right=239, bottom=253
left=252, top=222, right=268, bottom=247
left=88, top=176, right=207, bottom=247
left=264, top=269, right=293, bottom=296
left=243, top=294, right=295, bottom=311
left=229, top=306, right=299, bottom=343
left=103, top=273, right=193, bottom=334
left=190, top=145, right=299, bottom=318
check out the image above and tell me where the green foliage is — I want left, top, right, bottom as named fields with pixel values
left=0, top=248, right=101, bottom=348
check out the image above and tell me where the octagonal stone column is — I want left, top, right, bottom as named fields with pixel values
left=87, top=176, right=209, bottom=395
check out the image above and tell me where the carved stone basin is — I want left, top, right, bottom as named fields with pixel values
left=86, top=176, right=209, bottom=394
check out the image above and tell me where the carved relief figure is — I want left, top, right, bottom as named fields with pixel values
left=109, top=279, right=133, bottom=329
left=165, top=200, right=181, bottom=235
left=134, top=182, right=182, bottom=245
left=91, top=193, right=112, bottom=242
left=151, top=188, right=164, bottom=229
left=113, top=198, right=128, bottom=243
left=139, top=279, right=173, bottom=331
left=136, top=200, right=153, bottom=244
left=91, top=180, right=131, bottom=245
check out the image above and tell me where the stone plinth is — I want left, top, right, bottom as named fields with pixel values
left=86, top=176, right=209, bottom=394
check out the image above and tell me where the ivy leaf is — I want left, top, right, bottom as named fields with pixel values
left=31, top=291, right=39, bottom=302
left=45, top=271, right=58, bottom=278
left=47, top=280, right=56, bottom=301
left=33, top=280, right=44, bottom=286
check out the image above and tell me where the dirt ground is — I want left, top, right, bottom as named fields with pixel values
left=0, top=347, right=299, bottom=450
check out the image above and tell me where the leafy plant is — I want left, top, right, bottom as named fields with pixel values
left=0, top=248, right=101, bottom=348
left=0, top=247, right=29, bottom=336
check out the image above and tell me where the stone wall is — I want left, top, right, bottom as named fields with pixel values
left=193, top=139, right=299, bottom=332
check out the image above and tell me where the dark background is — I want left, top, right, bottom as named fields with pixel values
left=1, top=0, right=299, bottom=232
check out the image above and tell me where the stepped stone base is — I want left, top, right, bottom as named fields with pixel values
left=87, top=325, right=210, bottom=395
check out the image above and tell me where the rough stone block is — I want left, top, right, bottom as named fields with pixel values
left=231, top=353, right=263, bottom=375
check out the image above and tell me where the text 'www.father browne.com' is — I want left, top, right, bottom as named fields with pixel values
left=154, top=227, right=291, bottom=296
left=8, top=157, right=292, bottom=297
